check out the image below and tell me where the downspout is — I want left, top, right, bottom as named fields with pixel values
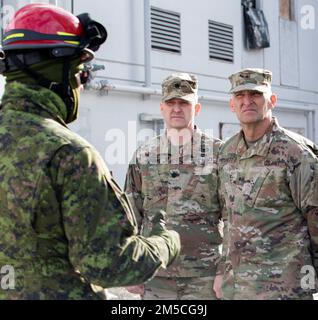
left=306, top=111, right=312, bottom=140
left=144, top=0, right=152, bottom=91
left=305, top=110, right=317, bottom=141
left=313, top=111, right=316, bottom=142
left=309, top=110, right=317, bottom=143
left=0, top=0, right=3, bottom=39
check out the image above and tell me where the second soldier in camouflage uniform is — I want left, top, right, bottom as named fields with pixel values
left=125, top=73, right=223, bottom=299
left=214, top=68, right=318, bottom=300
left=0, top=4, right=180, bottom=300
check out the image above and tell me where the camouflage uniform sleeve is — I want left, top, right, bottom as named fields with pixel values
left=49, top=144, right=177, bottom=288
left=213, top=141, right=227, bottom=275
left=124, top=158, right=144, bottom=232
left=289, top=149, right=318, bottom=273
left=307, top=207, right=318, bottom=273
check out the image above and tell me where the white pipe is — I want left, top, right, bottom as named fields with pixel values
left=87, top=81, right=161, bottom=95
left=86, top=81, right=317, bottom=111
left=86, top=81, right=317, bottom=140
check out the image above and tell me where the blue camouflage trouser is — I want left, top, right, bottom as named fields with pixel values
left=143, top=276, right=217, bottom=300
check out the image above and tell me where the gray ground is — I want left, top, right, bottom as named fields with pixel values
left=107, top=288, right=318, bottom=300
left=107, top=287, right=141, bottom=300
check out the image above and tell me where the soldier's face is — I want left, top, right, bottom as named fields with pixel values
left=230, top=90, right=276, bottom=125
left=160, top=98, right=201, bottom=130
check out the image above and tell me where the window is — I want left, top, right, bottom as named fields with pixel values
left=280, top=0, right=294, bottom=21
left=151, top=7, right=181, bottom=54
left=138, top=113, right=164, bottom=145
left=209, top=20, right=234, bottom=63
left=219, top=122, right=241, bottom=140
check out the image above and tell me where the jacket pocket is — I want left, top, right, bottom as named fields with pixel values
left=223, top=167, right=270, bottom=209
left=241, top=167, right=270, bottom=207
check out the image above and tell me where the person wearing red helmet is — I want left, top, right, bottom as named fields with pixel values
left=0, top=3, right=107, bottom=123
left=0, top=4, right=180, bottom=300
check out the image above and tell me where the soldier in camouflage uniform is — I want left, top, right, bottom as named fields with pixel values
left=0, top=4, right=180, bottom=300
left=213, top=68, right=318, bottom=300
left=125, top=73, right=223, bottom=299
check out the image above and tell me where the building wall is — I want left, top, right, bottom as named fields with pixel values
left=0, top=0, right=317, bottom=186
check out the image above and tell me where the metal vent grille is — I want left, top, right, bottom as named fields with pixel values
left=209, top=20, right=234, bottom=62
left=151, top=7, right=181, bottom=53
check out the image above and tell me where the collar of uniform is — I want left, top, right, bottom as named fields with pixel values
left=237, top=117, right=278, bottom=160
left=1, top=81, right=68, bottom=126
left=163, top=125, right=202, bottom=143
left=159, top=126, right=202, bottom=163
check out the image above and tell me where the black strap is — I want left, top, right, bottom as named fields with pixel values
left=3, top=29, right=81, bottom=45
left=162, top=133, right=205, bottom=165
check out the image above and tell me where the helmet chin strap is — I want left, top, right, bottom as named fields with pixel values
left=61, top=57, right=77, bottom=123
left=9, top=53, right=75, bottom=123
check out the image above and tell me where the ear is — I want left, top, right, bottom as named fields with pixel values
left=160, top=102, right=164, bottom=114
left=268, top=94, right=277, bottom=111
left=194, top=103, right=201, bottom=116
left=229, top=97, right=236, bottom=113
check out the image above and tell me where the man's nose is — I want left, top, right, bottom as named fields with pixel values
left=242, top=94, right=253, bottom=105
left=172, top=104, right=182, bottom=111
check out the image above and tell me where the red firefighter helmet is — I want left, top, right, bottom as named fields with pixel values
left=2, top=3, right=107, bottom=62
left=0, top=4, right=108, bottom=124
